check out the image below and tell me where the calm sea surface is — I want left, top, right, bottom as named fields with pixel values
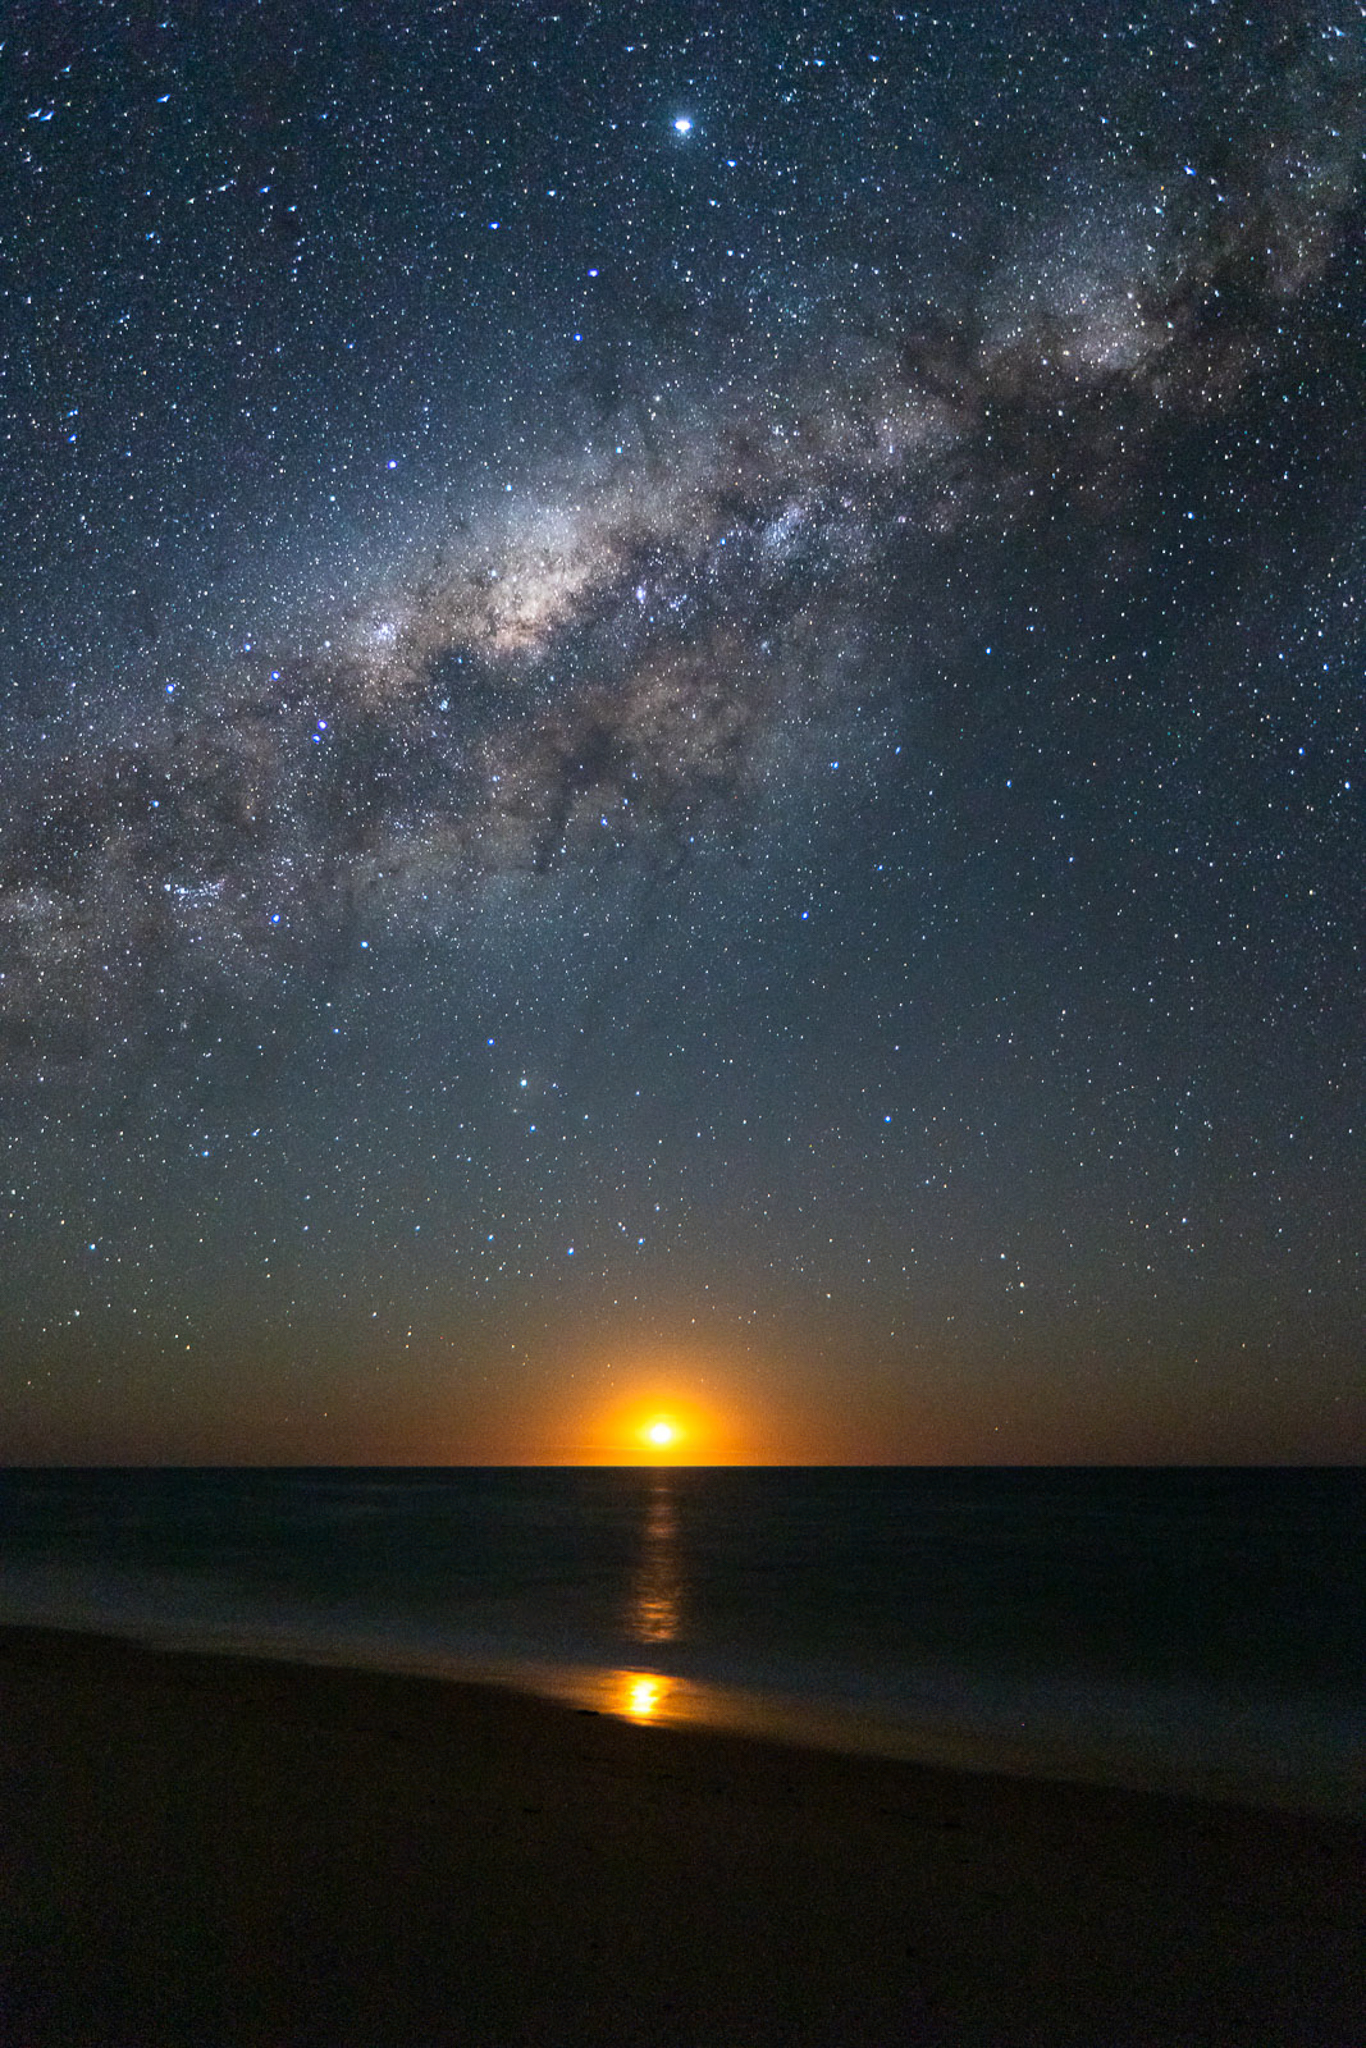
left=0, top=1467, right=1360, bottom=1813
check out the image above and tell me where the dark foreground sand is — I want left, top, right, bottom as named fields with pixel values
left=0, top=1627, right=1361, bottom=2046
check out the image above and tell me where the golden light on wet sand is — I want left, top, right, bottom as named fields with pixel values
left=620, top=1673, right=668, bottom=1720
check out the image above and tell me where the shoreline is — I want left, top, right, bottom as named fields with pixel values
left=2, top=1622, right=1362, bottom=2044
left=0, top=1603, right=1358, bottom=1820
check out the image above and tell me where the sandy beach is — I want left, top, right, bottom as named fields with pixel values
left=0, top=1624, right=1360, bottom=2046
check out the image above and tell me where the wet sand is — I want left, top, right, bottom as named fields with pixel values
left=0, top=1625, right=1361, bottom=2045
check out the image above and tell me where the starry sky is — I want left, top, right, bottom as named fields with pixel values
left=1, top=1, right=1362, bottom=1464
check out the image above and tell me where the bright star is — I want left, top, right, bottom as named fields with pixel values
left=673, top=116, right=693, bottom=136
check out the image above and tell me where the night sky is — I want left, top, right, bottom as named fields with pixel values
left=2, top=2, right=1362, bottom=1464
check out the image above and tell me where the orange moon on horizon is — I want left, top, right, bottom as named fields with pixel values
left=576, top=1380, right=749, bottom=1463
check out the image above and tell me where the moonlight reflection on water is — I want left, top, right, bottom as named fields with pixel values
left=629, top=1476, right=684, bottom=1647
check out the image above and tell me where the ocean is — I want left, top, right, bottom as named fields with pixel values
left=0, top=1466, right=1360, bottom=1815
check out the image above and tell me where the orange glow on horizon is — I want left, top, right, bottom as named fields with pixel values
left=596, top=1390, right=721, bottom=1462
left=444, top=1334, right=874, bottom=1463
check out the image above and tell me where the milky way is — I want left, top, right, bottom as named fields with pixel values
left=4, top=17, right=1359, bottom=1079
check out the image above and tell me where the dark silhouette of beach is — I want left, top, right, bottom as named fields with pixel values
left=1, top=1626, right=1361, bottom=2045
